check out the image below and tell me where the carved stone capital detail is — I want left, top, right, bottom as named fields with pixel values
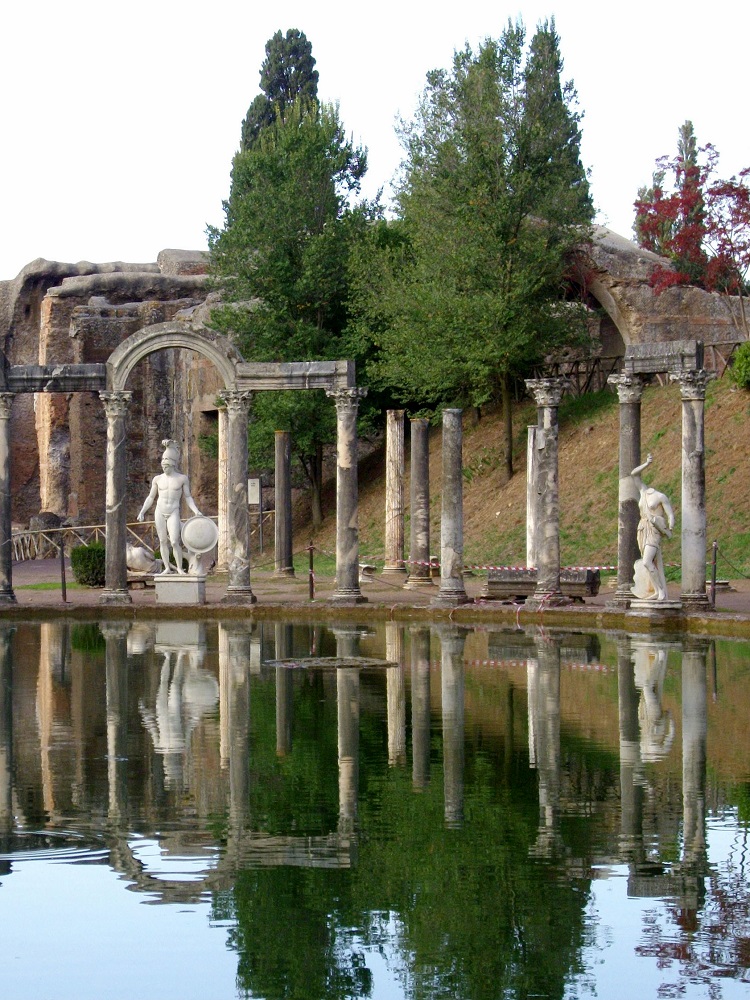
left=525, top=377, right=570, bottom=408
left=669, top=369, right=716, bottom=400
left=0, top=393, right=14, bottom=419
left=607, top=373, right=644, bottom=404
left=223, top=389, right=253, bottom=414
left=325, top=386, right=368, bottom=411
left=99, top=390, right=132, bottom=419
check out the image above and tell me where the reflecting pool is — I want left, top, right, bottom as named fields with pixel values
left=1, top=620, right=749, bottom=999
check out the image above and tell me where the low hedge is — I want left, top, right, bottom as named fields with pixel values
left=70, top=542, right=106, bottom=587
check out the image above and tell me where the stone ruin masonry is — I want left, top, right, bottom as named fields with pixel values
left=0, top=250, right=222, bottom=526
left=0, top=229, right=745, bottom=529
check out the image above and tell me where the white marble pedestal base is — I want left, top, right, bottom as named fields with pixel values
left=155, top=574, right=206, bottom=605
left=629, top=599, right=683, bottom=614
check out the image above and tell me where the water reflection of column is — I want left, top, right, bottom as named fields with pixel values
left=385, top=622, right=406, bottom=767
left=410, top=627, right=431, bottom=790
left=218, top=625, right=252, bottom=826
left=275, top=624, right=294, bottom=757
left=334, top=628, right=361, bottom=661
left=528, top=634, right=561, bottom=855
left=616, top=634, right=644, bottom=859
left=682, top=638, right=708, bottom=868
left=439, top=626, right=465, bottom=828
left=103, top=624, right=129, bottom=825
left=0, top=625, right=13, bottom=836
left=337, top=666, right=360, bottom=834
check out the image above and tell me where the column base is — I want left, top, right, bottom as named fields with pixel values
left=100, top=589, right=132, bottom=606
left=0, top=589, right=16, bottom=605
left=681, top=592, right=712, bottom=611
left=403, top=575, right=435, bottom=590
left=222, top=587, right=257, bottom=605
left=606, top=588, right=634, bottom=610
left=329, top=588, right=368, bottom=605
left=524, top=591, right=574, bottom=611
left=272, top=568, right=296, bottom=579
left=431, top=585, right=470, bottom=608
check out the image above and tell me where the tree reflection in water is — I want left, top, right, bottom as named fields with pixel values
left=0, top=621, right=748, bottom=998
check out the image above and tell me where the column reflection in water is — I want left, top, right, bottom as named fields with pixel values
left=631, top=638, right=675, bottom=763
left=438, top=626, right=465, bottom=828
left=337, top=665, right=360, bottom=834
left=527, top=633, right=561, bottom=856
left=616, top=634, right=645, bottom=862
left=410, top=627, right=431, bottom=790
left=682, top=638, right=708, bottom=871
left=275, top=625, right=294, bottom=757
left=385, top=622, right=406, bottom=767
left=0, top=625, right=12, bottom=839
left=103, top=624, right=130, bottom=826
left=140, top=623, right=218, bottom=792
left=37, top=622, right=70, bottom=820
left=218, top=624, right=252, bottom=830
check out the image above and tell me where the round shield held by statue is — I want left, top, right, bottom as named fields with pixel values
left=181, top=516, right=220, bottom=554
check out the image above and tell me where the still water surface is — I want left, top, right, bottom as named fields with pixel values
left=0, top=620, right=748, bottom=999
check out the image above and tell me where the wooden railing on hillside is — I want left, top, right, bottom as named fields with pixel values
left=538, top=340, right=744, bottom=394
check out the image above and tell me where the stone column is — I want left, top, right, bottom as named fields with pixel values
left=524, top=379, right=570, bottom=609
left=326, top=388, right=367, bottom=604
left=607, top=374, right=643, bottom=607
left=0, top=395, right=16, bottom=604
left=99, top=391, right=132, bottom=605
left=382, top=410, right=407, bottom=579
left=670, top=370, right=715, bottom=609
left=216, top=407, right=229, bottom=572
left=432, top=409, right=469, bottom=607
left=439, top=625, right=465, bottom=827
left=273, top=430, right=294, bottom=577
left=405, top=418, right=433, bottom=589
left=410, top=626, right=431, bottom=790
left=222, top=389, right=256, bottom=603
left=526, top=425, right=539, bottom=567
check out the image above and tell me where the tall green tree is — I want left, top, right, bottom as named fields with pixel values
left=240, top=28, right=319, bottom=153
left=349, top=20, right=593, bottom=478
left=210, top=95, right=369, bottom=528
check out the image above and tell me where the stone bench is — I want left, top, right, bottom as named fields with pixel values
left=481, top=567, right=600, bottom=603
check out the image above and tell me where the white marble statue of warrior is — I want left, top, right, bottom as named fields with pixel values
left=137, top=439, right=201, bottom=574
left=630, top=453, right=675, bottom=602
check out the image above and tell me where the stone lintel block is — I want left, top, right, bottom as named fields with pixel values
left=624, top=340, right=703, bottom=374
left=155, top=574, right=206, bottom=605
left=236, top=360, right=355, bottom=392
left=8, top=364, right=107, bottom=393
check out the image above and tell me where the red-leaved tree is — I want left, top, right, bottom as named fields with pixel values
left=634, top=122, right=750, bottom=335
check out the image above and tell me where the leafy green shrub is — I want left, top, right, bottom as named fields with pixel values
left=70, top=543, right=106, bottom=587
left=730, top=341, right=750, bottom=390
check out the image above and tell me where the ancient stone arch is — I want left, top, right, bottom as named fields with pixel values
left=107, top=321, right=243, bottom=392
left=0, top=319, right=367, bottom=608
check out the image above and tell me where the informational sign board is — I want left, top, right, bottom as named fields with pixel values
left=247, top=478, right=261, bottom=506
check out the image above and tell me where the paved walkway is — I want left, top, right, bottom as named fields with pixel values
left=7, top=559, right=750, bottom=633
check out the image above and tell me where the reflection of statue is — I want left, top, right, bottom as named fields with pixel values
left=632, top=640, right=675, bottom=761
left=137, top=440, right=201, bottom=575
left=630, top=454, right=675, bottom=602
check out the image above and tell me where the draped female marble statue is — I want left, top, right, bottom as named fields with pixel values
left=137, top=440, right=201, bottom=574
left=630, top=453, right=675, bottom=602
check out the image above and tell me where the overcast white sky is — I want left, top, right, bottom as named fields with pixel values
left=1, top=1, right=745, bottom=280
